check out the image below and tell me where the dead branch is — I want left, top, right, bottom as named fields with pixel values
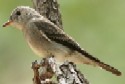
left=32, top=0, right=63, bottom=29
left=32, top=57, right=89, bottom=84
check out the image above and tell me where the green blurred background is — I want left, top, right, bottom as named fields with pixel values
left=0, top=0, right=124, bottom=84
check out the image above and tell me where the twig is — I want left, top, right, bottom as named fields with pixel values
left=32, top=60, right=41, bottom=84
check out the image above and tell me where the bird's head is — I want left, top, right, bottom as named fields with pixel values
left=3, top=6, right=41, bottom=30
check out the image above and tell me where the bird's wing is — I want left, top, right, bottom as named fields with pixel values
left=32, top=19, right=101, bottom=63
left=31, top=19, right=121, bottom=76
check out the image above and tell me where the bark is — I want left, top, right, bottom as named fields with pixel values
left=32, top=57, right=89, bottom=84
left=32, top=0, right=63, bottom=29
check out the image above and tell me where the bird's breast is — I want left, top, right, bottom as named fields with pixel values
left=23, top=28, right=70, bottom=59
left=24, top=28, right=49, bottom=57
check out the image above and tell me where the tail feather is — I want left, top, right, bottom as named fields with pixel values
left=79, top=49, right=121, bottom=76
left=76, top=47, right=121, bottom=76
left=97, top=61, right=121, bottom=76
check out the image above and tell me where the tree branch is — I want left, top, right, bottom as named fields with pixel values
left=32, top=57, right=89, bottom=84
left=32, top=0, right=63, bottom=29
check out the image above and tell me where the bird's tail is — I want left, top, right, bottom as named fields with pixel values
left=96, top=61, right=121, bottom=76
left=80, top=50, right=121, bottom=76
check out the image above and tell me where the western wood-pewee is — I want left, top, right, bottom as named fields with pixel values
left=3, top=6, right=121, bottom=76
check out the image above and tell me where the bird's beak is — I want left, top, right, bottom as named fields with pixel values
left=3, top=20, right=13, bottom=27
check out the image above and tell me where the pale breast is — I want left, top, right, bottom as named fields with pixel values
left=23, top=28, right=49, bottom=57
left=23, top=28, right=71, bottom=59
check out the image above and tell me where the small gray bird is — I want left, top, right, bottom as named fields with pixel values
left=3, top=6, right=121, bottom=76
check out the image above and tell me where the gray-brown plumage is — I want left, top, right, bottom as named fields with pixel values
left=3, top=6, right=121, bottom=76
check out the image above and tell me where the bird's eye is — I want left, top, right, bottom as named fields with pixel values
left=16, top=11, right=21, bottom=16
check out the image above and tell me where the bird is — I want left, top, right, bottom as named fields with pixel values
left=3, top=6, right=121, bottom=76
